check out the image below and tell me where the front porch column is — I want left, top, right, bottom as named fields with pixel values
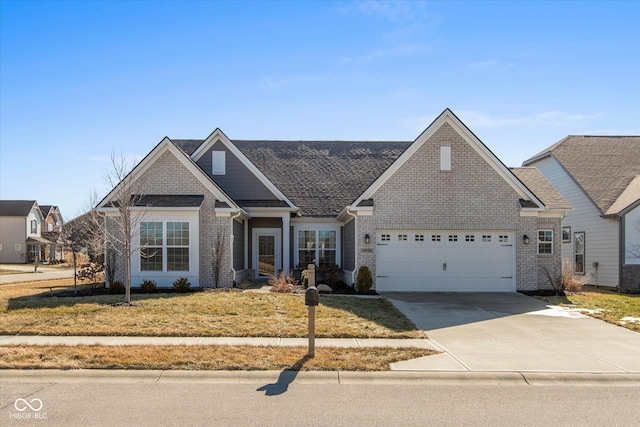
left=282, top=214, right=290, bottom=273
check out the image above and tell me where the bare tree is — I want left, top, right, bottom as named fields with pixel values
left=101, top=151, right=149, bottom=305
left=212, top=230, right=226, bottom=288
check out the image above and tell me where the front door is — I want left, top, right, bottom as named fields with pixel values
left=257, top=234, right=276, bottom=277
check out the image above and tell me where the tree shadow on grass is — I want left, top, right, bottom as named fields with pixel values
left=4, top=285, right=194, bottom=311
left=256, top=355, right=311, bottom=396
left=319, top=295, right=423, bottom=337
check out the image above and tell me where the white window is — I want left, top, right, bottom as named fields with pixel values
left=298, top=230, right=337, bottom=267
left=398, top=234, right=407, bottom=241
left=14, top=244, right=22, bottom=251
left=212, top=151, right=226, bottom=175
left=48, top=223, right=53, bottom=231
left=465, top=235, right=475, bottom=242
left=482, top=235, right=492, bottom=243
left=140, top=221, right=190, bottom=272
left=499, top=235, right=509, bottom=243
left=431, top=235, right=441, bottom=242
left=0, top=243, right=3, bottom=251
left=448, top=234, right=458, bottom=242
left=30, top=220, right=37, bottom=234
left=440, top=146, right=451, bottom=171
left=380, top=234, right=391, bottom=242
left=538, top=230, right=553, bottom=255
left=415, top=234, right=424, bottom=241
left=574, top=232, right=585, bottom=273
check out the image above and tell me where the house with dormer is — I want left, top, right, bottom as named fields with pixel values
left=97, top=109, right=571, bottom=291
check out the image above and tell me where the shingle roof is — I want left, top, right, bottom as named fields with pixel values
left=525, top=136, right=640, bottom=214
left=510, top=167, right=572, bottom=210
left=107, top=195, right=204, bottom=208
left=0, top=200, right=37, bottom=217
left=173, top=139, right=411, bottom=217
left=233, top=140, right=411, bottom=217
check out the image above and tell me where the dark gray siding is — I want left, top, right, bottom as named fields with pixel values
left=342, top=218, right=355, bottom=272
left=196, top=140, right=275, bottom=200
left=233, top=219, right=244, bottom=270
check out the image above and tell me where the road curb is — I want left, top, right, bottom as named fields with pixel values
left=2, top=369, right=639, bottom=385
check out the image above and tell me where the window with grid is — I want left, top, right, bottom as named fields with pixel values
left=448, top=235, right=458, bottom=242
left=141, top=222, right=163, bottom=271
left=432, top=235, right=441, bottom=242
left=415, top=234, right=424, bottom=242
left=538, top=230, right=553, bottom=255
left=380, top=234, right=391, bottom=241
left=167, top=222, right=189, bottom=271
left=465, top=235, right=475, bottom=242
left=499, top=235, right=509, bottom=243
left=30, top=220, right=37, bottom=234
left=482, top=235, right=492, bottom=243
left=298, top=230, right=337, bottom=267
left=398, top=234, right=407, bottom=241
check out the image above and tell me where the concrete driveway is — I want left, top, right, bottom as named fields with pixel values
left=383, top=292, right=640, bottom=373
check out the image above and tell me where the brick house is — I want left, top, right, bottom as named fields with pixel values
left=97, top=109, right=570, bottom=291
left=523, top=136, right=640, bottom=291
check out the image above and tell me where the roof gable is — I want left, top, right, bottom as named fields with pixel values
left=351, top=109, right=542, bottom=209
left=524, top=136, right=640, bottom=214
left=185, top=129, right=296, bottom=210
left=97, top=138, right=238, bottom=210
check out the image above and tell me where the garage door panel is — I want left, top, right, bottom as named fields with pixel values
left=376, top=231, right=515, bottom=292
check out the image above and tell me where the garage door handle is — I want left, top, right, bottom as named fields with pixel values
left=501, top=276, right=513, bottom=279
left=377, top=275, right=389, bottom=278
left=443, top=263, right=446, bottom=271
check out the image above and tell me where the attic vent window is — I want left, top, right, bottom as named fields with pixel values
left=212, top=151, right=226, bottom=175
left=440, top=146, right=451, bottom=171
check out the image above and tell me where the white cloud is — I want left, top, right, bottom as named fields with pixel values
left=342, top=43, right=426, bottom=63
left=456, top=110, right=603, bottom=129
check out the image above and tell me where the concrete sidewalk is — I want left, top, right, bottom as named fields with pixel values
left=0, top=335, right=437, bottom=350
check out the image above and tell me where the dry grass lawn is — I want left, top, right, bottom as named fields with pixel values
left=0, top=280, right=423, bottom=338
left=0, top=345, right=435, bottom=371
left=539, top=288, right=640, bottom=332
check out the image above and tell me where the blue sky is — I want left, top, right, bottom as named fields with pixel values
left=1, top=0, right=639, bottom=218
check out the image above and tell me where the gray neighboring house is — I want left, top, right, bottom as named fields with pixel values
left=97, top=109, right=570, bottom=292
left=523, top=136, right=640, bottom=291
left=0, top=200, right=52, bottom=263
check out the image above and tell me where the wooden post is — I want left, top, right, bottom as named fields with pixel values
left=308, top=305, right=315, bottom=358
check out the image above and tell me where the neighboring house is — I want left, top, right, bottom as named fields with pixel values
left=523, top=136, right=640, bottom=291
left=39, top=205, right=65, bottom=261
left=97, top=109, right=570, bottom=292
left=0, top=200, right=53, bottom=263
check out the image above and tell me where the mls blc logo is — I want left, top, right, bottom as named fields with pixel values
left=10, top=398, right=46, bottom=419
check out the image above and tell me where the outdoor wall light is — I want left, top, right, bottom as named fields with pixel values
left=364, top=234, right=371, bottom=244
left=523, top=235, right=530, bottom=244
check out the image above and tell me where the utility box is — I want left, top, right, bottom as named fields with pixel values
left=305, top=286, right=319, bottom=306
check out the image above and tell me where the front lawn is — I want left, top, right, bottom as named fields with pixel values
left=0, top=345, right=434, bottom=371
left=0, top=280, right=423, bottom=338
left=538, top=288, right=640, bottom=332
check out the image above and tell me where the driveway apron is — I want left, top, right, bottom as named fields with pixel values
left=383, top=292, right=640, bottom=373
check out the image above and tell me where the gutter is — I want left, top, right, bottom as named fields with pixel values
left=229, top=210, right=243, bottom=285
left=346, top=208, right=358, bottom=285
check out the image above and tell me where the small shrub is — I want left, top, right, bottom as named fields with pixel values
left=320, top=264, right=343, bottom=287
left=140, top=279, right=157, bottom=294
left=562, top=260, right=591, bottom=293
left=173, top=277, right=191, bottom=293
left=78, top=261, right=105, bottom=284
left=109, top=281, right=125, bottom=295
left=356, top=266, right=373, bottom=293
left=269, top=271, right=298, bottom=293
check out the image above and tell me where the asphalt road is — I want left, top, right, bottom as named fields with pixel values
left=2, top=372, right=639, bottom=426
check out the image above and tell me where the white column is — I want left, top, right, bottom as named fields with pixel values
left=282, top=214, right=290, bottom=272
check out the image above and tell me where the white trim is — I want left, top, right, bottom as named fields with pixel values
left=191, top=129, right=297, bottom=209
left=212, top=150, right=226, bottom=175
left=349, top=109, right=544, bottom=210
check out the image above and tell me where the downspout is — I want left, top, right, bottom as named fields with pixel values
left=346, top=208, right=358, bottom=284
left=230, top=210, right=242, bottom=285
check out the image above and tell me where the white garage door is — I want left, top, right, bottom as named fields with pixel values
left=376, top=231, right=515, bottom=292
